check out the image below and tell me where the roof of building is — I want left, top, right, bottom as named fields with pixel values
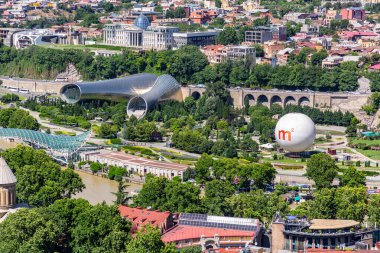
left=134, top=13, right=150, bottom=30
left=309, top=219, right=359, bottom=230
left=0, top=157, right=16, bottom=185
left=369, top=63, right=380, bottom=70
left=119, top=206, right=171, bottom=230
left=89, top=150, right=188, bottom=171
left=161, top=225, right=256, bottom=243
left=0, top=128, right=90, bottom=156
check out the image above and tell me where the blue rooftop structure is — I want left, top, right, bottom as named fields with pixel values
left=134, top=13, right=150, bottom=30
left=0, top=128, right=90, bottom=162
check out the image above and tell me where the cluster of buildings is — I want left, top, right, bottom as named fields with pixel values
left=3, top=0, right=380, bottom=70
left=118, top=205, right=380, bottom=253
left=103, top=13, right=220, bottom=50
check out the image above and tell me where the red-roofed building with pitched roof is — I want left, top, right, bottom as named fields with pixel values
left=161, top=213, right=262, bottom=251
left=119, top=206, right=174, bottom=234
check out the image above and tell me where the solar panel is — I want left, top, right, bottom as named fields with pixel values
left=179, top=220, right=257, bottom=231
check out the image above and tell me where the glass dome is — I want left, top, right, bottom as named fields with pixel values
left=134, top=13, right=150, bottom=30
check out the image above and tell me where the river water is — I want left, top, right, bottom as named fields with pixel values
left=72, top=170, right=143, bottom=205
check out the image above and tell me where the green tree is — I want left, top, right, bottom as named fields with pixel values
left=367, top=194, right=380, bottom=226
left=310, top=50, right=328, bottom=66
left=216, top=27, right=238, bottom=45
left=0, top=208, right=62, bottom=253
left=2, top=146, right=84, bottom=206
left=305, top=153, right=338, bottom=189
left=163, top=177, right=202, bottom=213
left=125, top=225, right=167, bottom=253
left=113, top=180, right=131, bottom=205
left=194, top=153, right=213, bottom=182
left=134, top=174, right=167, bottom=210
left=228, top=190, right=289, bottom=227
left=339, top=166, right=366, bottom=187
left=168, top=46, right=208, bottom=84
left=71, top=203, right=131, bottom=253
left=203, top=180, right=235, bottom=215
left=334, top=186, right=367, bottom=221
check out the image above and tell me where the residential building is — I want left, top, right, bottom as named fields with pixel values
left=283, top=12, right=310, bottom=24
left=103, top=24, right=143, bottom=47
left=0, top=28, right=24, bottom=46
left=300, top=24, right=319, bottom=35
left=245, top=27, right=273, bottom=44
left=357, top=38, right=377, bottom=48
left=201, top=45, right=256, bottom=65
left=201, top=44, right=225, bottom=63
left=118, top=206, right=174, bottom=234
left=226, top=45, right=256, bottom=65
left=341, top=7, right=365, bottom=21
left=162, top=213, right=262, bottom=251
left=189, top=9, right=217, bottom=24
left=272, top=26, right=287, bottom=41
left=263, top=40, right=286, bottom=58
left=271, top=215, right=380, bottom=253
left=80, top=150, right=188, bottom=180
left=322, top=55, right=361, bottom=68
left=143, top=26, right=179, bottom=50
left=172, top=30, right=219, bottom=49
left=277, top=48, right=294, bottom=65
left=324, top=9, right=341, bottom=26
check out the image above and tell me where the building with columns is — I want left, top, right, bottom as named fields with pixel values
left=103, top=24, right=143, bottom=47
left=0, top=157, right=16, bottom=209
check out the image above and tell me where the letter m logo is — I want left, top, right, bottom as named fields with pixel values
left=278, top=130, right=292, bottom=141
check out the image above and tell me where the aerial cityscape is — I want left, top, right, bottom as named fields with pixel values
left=0, top=0, right=380, bottom=252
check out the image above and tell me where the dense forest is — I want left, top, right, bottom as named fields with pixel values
left=0, top=44, right=369, bottom=91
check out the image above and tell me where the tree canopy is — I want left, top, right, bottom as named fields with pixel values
left=305, top=153, right=338, bottom=189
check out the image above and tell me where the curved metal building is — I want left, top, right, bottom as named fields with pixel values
left=60, top=73, right=181, bottom=119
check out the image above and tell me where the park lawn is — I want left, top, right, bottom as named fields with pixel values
left=316, top=129, right=345, bottom=136
left=54, top=130, right=76, bottom=136
left=261, top=157, right=307, bottom=165
left=356, top=149, right=380, bottom=160
left=351, top=138, right=380, bottom=146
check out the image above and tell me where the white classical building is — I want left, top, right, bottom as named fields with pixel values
left=103, top=24, right=143, bottom=47
left=80, top=150, right=188, bottom=180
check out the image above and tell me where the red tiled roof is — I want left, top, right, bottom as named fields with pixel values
left=369, top=63, right=380, bottom=70
left=119, top=206, right=171, bottom=232
left=161, top=225, right=255, bottom=243
left=343, top=31, right=377, bottom=37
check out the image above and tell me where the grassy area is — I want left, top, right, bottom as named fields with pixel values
left=123, top=145, right=159, bottom=159
left=351, top=138, right=380, bottom=146
left=316, top=129, right=345, bottom=136
left=337, top=167, right=379, bottom=177
left=261, top=156, right=307, bottom=165
left=356, top=149, right=380, bottom=160
left=54, top=130, right=76, bottom=136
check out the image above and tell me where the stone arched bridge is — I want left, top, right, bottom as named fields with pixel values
left=180, top=86, right=368, bottom=109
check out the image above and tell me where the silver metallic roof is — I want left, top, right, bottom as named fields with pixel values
left=0, top=157, right=17, bottom=185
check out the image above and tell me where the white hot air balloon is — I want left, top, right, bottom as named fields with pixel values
left=274, top=113, right=316, bottom=152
